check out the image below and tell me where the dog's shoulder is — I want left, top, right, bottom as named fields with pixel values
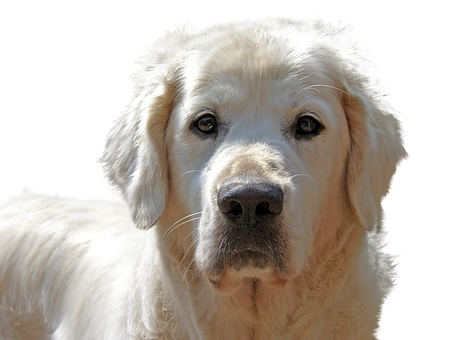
left=0, top=194, right=131, bottom=232
left=355, top=228, right=395, bottom=312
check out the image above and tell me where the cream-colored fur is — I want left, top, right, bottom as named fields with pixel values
left=0, top=19, right=406, bottom=339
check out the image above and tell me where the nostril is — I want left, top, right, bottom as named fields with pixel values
left=255, top=202, right=271, bottom=217
left=229, top=201, right=243, bottom=218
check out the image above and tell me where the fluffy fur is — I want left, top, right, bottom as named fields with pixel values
left=0, top=19, right=406, bottom=339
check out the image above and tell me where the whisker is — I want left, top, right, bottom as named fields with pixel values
left=287, top=172, right=320, bottom=198
left=180, top=170, right=201, bottom=177
left=182, top=255, right=198, bottom=282
left=303, top=85, right=321, bottom=94
left=165, top=212, right=202, bottom=237
left=288, top=173, right=318, bottom=186
left=176, top=236, right=199, bottom=272
left=308, top=242, right=320, bottom=274
left=300, top=84, right=349, bottom=96
left=175, top=244, right=194, bottom=271
left=165, top=216, right=201, bottom=237
left=184, top=228, right=199, bottom=240
left=245, top=278, right=258, bottom=289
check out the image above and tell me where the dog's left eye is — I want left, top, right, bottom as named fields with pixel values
left=193, top=113, right=218, bottom=135
left=295, top=115, right=323, bottom=138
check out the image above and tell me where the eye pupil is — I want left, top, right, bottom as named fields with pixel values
left=195, top=114, right=217, bottom=134
left=296, top=115, right=322, bottom=137
left=299, top=117, right=316, bottom=132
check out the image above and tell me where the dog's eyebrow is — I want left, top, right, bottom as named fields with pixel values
left=295, top=84, right=347, bottom=96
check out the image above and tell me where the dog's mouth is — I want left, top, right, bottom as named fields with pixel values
left=226, top=249, right=271, bottom=271
left=206, top=248, right=290, bottom=291
left=207, top=250, right=270, bottom=284
left=206, top=241, right=289, bottom=277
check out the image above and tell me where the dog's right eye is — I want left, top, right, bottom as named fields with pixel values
left=294, top=114, right=323, bottom=140
left=193, top=114, right=218, bottom=135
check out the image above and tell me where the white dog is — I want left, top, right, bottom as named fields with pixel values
left=0, top=19, right=406, bottom=339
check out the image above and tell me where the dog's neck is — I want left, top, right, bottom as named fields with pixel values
left=147, top=212, right=375, bottom=340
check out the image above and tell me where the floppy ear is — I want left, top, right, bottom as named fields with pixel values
left=102, top=69, right=173, bottom=229
left=343, top=84, right=407, bottom=230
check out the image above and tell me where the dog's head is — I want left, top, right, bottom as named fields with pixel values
left=103, top=20, right=406, bottom=293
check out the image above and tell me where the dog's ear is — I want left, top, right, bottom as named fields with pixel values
left=102, top=67, right=173, bottom=229
left=343, top=83, right=406, bottom=230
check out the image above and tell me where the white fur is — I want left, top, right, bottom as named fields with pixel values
left=0, top=19, right=406, bottom=339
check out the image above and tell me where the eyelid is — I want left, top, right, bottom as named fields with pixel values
left=299, top=111, right=322, bottom=123
left=190, top=109, right=213, bottom=124
left=197, top=108, right=217, bottom=116
left=192, top=109, right=218, bottom=122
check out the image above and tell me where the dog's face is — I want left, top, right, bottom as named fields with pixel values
left=166, top=43, right=352, bottom=290
left=103, top=21, right=406, bottom=293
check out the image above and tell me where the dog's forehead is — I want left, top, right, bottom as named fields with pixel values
left=180, top=32, right=343, bottom=119
left=181, top=65, right=341, bottom=134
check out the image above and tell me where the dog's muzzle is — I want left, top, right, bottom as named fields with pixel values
left=206, top=178, right=288, bottom=277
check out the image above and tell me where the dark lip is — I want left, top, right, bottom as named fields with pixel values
left=207, top=246, right=289, bottom=277
left=226, top=249, right=270, bottom=271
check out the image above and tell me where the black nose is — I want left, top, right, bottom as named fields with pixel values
left=217, top=181, right=284, bottom=226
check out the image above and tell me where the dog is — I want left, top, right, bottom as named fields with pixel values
left=0, top=19, right=406, bottom=339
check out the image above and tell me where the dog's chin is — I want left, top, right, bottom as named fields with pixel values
left=206, top=251, right=290, bottom=294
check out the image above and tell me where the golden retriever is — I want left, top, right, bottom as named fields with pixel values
left=0, top=19, right=406, bottom=339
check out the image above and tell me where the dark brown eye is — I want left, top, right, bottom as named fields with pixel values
left=295, top=115, right=323, bottom=138
left=194, top=114, right=217, bottom=135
